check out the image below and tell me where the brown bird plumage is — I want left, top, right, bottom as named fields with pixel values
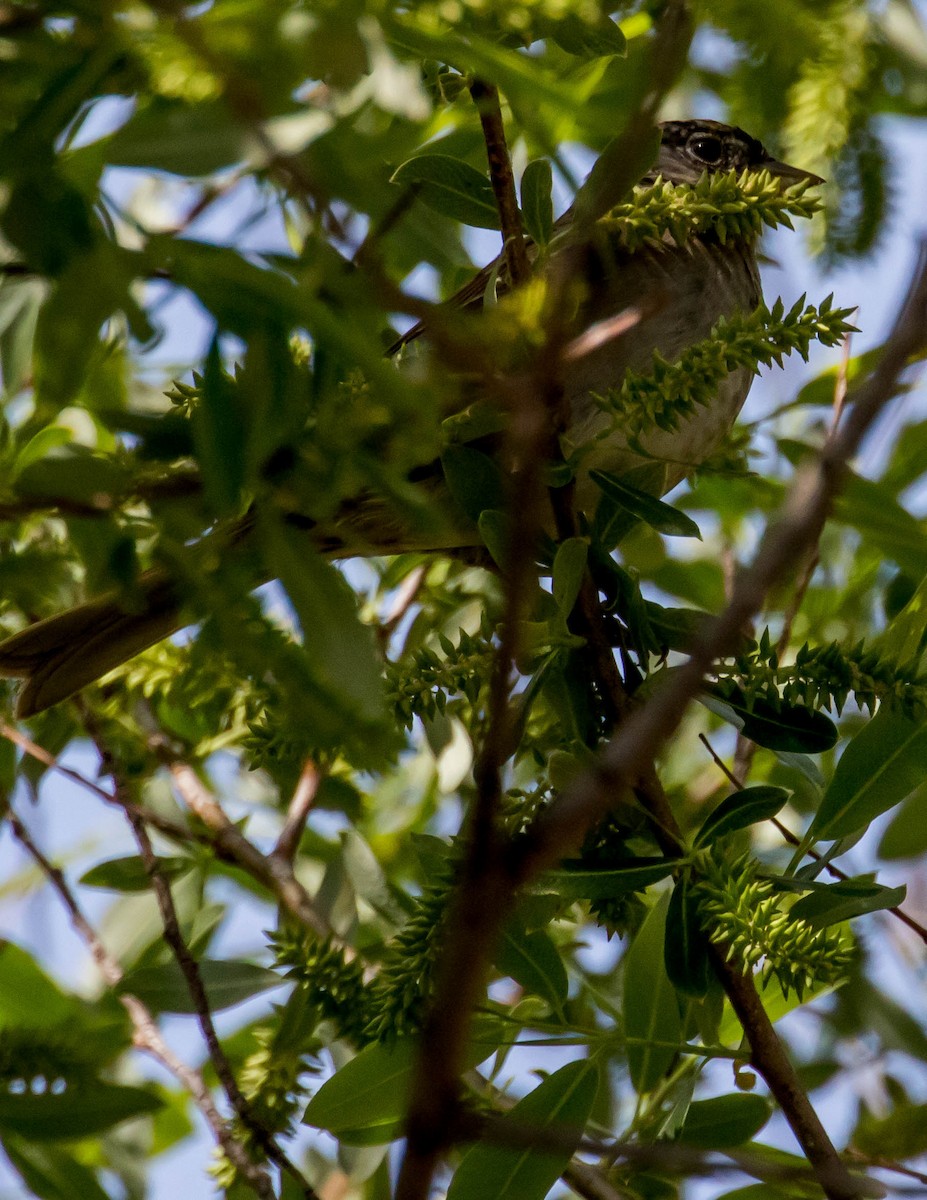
left=0, top=120, right=822, bottom=717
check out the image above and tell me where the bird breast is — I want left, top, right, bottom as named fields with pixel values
left=565, top=235, right=762, bottom=503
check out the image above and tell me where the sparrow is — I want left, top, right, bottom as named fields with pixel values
left=0, top=119, right=823, bottom=717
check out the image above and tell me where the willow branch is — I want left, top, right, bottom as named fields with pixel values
left=6, top=809, right=275, bottom=1198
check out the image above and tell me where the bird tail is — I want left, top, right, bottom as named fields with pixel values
left=0, top=570, right=182, bottom=718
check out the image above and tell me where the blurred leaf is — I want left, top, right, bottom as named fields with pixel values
left=694, top=787, right=789, bottom=848
left=79, top=855, right=193, bottom=892
left=551, top=537, right=587, bottom=615
left=391, top=155, right=500, bottom=230
left=446, top=1060, right=598, bottom=1200
left=677, top=1094, right=772, bottom=1148
left=853, top=1100, right=927, bottom=1159
left=261, top=514, right=389, bottom=731
left=520, top=159, right=554, bottom=247
left=878, top=781, right=927, bottom=859
left=441, top=444, right=505, bottom=522
left=543, top=13, right=627, bottom=58
left=543, top=859, right=677, bottom=899
left=303, top=1030, right=497, bottom=1144
left=103, top=98, right=248, bottom=174
left=591, top=470, right=701, bottom=538
left=624, top=894, right=681, bottom=1092
left=665, top=873, right=712, bottom=998
left=811, top=705, right=927, bottom=841
left=117, top=960, right=281, bottom=1014
left=2, top=1136, right=112, bottom=1200
left=834, top=473, right=927, bottom=575
left=0, top=1083, right=161, bottom=1139
left=496, top=920, right=568, bottom=1011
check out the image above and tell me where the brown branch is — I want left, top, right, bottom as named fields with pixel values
left=470, top=79, right=531, bottom=286
left=0, top=722, right=335, bottom=937
left=6, top=809, right=276, bottom=1198
left=272, top=758, right=322, bottom=865
left=115, top=777, right=312, bottom=1199
left=157, top=750, right=334, bottom=940
left=399, top=238, right=927, bottom=1200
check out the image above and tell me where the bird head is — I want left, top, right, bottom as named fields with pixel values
left=651, top=119, right=824, bottom=188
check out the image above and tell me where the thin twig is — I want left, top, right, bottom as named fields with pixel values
left=272, top=759, right=322, bottom=864
left=158, top=747, right=334, bottom=940
left=116, top=778, right=310, bottom=1198
left=0, top=722, right=334, bottom=937
left=469, top=79, right=531, bottom=286
left=699, top=732, right=927, bottom=946
left=6, top=809, right=276, bottom=1198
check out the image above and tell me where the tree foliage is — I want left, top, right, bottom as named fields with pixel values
left=1, top=2, right=927, bottom=1199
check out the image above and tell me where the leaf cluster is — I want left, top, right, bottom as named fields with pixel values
left=595, top=295, right=856, bottom=450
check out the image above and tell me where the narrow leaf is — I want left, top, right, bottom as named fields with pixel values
left=118, top=960, right=281, bottom=1014
left=811, top=705, right=927, bottom=841
left=543, top=859, right=677, bottom=899
left=391, top=154, right=500, bottom=229
left=520, top=159, right=553, bottom=248
left=694, top=787, right=789, bottom=849
left=591, top=470, right=701, bottom=538
left=496, top=922, right=568, bottom=1011
left=446, top=1060, right=598, bottom=1200
left=623, top=894, right=681, bottom=1092
left=677, top=1094, right=772, bottom=1148
left=551, top=537, right=587, bottom=615
left=665, top=874, right=712, bottom=998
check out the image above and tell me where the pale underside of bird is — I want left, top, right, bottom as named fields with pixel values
left=0, top=119, right=823, bottom=717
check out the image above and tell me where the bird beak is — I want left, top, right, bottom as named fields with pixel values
left=763, top=158, right=825, bottom=187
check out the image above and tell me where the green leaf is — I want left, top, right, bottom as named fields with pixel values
left=391, top=155, right=500, bottom=230
left=623, top=894, right=681, bottom=1092
left=543, top=13, right=627, bottom=58
left=32, top=246, right=136, bottom=409
left=103, top=98, right=249, bottom=174
left=677, top=1094, right=772, bottom=1148
left=694, top=787, right=789, bottom=848
left=644, top=603, right=709, bottom=652
left=0, top=1082, right=162, bottom=1139
left=590, top=470, right=701, bottom=538
left=0, top=944, right=74, bottom=1028
left=15, top=451, right=131, bottom=506
left=446, top=1061, right=598, bottom=1200
left=441, top=444, right=506, bottom=523
left=303, top=1032, right=497, bottom=1144
left=543, top=859, right=677, bottom=899
left=117, top=960, right=282, bottom=1014
left=665, top=874, right=712, bottom=998
left=788, top=878, right=906, bottom=928
left=79, top=855, right=193, bottom=892
left=192, top=336, right=247, bottom=513
left=261, top=515, right=388, bottom=729
left=478, top=508, right=511, bottom=569
left=496, top=921, right=568, bottom=1011
left=716, top=691, right=839, bottom=754
left=551, top=537, right=587, bottom=615
left=3, top=1136, right=112, bottom=1200
left=834, top=473, right=927, bottom=575
left=811, top=705, right=927, bottom=841
left=520, top=159, right=553, bottom=248
left=853, top=1100, right=927, bottom=1159
left=878, top=782, right=927, bottom=860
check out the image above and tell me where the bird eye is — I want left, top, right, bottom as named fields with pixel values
left=690, top=135, right=724, bottom=164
